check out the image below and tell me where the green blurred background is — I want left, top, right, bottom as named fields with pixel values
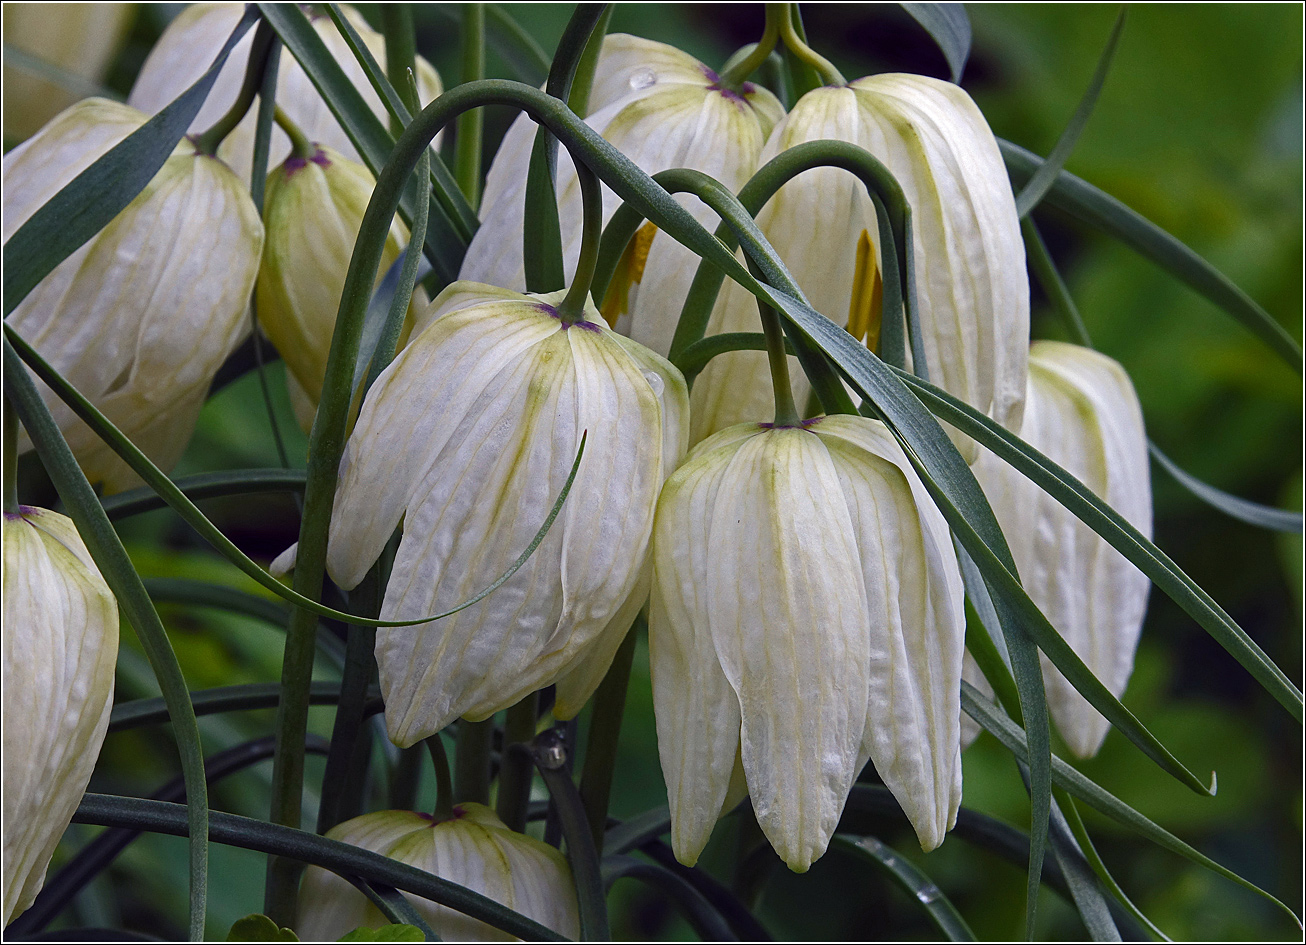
left=9, top=3, right=1301, bottom=941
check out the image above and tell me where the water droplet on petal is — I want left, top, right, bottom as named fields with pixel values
left=630, top=69, right=656, bottom=91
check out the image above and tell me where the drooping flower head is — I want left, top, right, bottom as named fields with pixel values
left=651, top=414, right=965, bottom=871
left=692, top=74, right=1028, bottom=453
left=258, top=144, right=425, bottom=430
left=326, top=282, right=688, bottom=747
left=975, top=341, right=1152, bottom=758
left=3, top=507, right=118, bottom=925
left=462, top=34, right=783, bottom=358
left=297, top=805, right=579, bottom=941
left=128, top=3, right=443, bottom=183
left=3, top=98, right=264, bottom=492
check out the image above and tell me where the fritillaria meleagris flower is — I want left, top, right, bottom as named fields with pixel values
left=692, top=73, right=1028, bottom=454
left=3, top=507, right=118, bottom=925
left=462, top=33, right=783, bottom=358
left=297, top=805, right=579, bottom=942
left=3, top=98, right=264, bottom=492
left=127, top=3, right=443, bottom=183
left=2, top=2, right=135, bottom=140
left=258, top=144, right=425, bottom=430
left=651, top=414, right=965, bottom=871
left=325, top=282, right=688, bottom=747
left=974, top=341, right=1152, bottom=758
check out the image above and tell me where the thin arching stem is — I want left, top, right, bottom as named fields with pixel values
left=556, top=161, right=604, bottom=323
left=718, top=5, right=782, bottom=88
left=774, top=2, right=846, bottom=86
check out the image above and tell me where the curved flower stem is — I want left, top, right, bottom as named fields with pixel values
left=454, top=3, right=486, bottom=208
left=273, top=106, right=315, bottom=159
left=718, top=4, right=782, bottom=87
left=556, top=161, right=604, bottom=323
left=759, top=300, right=801, bottom=426
left=193, top=19, right=277, bottom=156
left=774, top=2, right=845, bottom=87
left=496, top=692, right=539, bottom=832
left=426, top=735, right=455, bottom=821
left=455, top=717, right=495, bottom=806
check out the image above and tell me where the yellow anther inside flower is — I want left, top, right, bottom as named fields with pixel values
left=846, top=228, right=883, bottom=353
left=600, top=221, right=659, bottom=327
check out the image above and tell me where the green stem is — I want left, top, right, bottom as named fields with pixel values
left=389, top=744, right=424, bottom=811
left=775, top=2, right=844, bottom=87
left=454, top=3, right=486, bottom=208
left=3, top=394, right=19, bottom=514
left=455, top=717, right=495, bottom=806
left=381, top=4, right=418, bottom=124
left=193, top=21, right=277, bottom=156
left=496, top=693, right=539, bottom=832
left=578, top=620, right=639, bottom=853
left=427, top=736, right=455, bottom=820
left=555, top=161, right=604, bottom=323
left=566, top=4, right=612, bottom=119
left=273, top=106, right=315, bottom=159
left=718, top=6, right=782, bottom=87
left=760, top=302, right=801, bottom=426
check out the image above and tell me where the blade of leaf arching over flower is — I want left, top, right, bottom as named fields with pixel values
left=894, top=366, right=1304, bottom=721
left=1148, top=443, right=1303, bottom=533
left=899, top=3, right=972, bottom=84
left=2, top=5, right=259, bottom=315
left=1000, top=139, right=1303, bottom=374
left=1015, top=8, right=1125, bottom=218
left=962, top=683, right=1303, bottom=931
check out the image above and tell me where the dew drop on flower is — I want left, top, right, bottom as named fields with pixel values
left=629, top=68, right=656, bottom=90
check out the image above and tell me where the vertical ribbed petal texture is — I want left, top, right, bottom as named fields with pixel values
left=327, top=283, right=686, bottom=746
left=3, top=98, right=264, bottom=493
left=461, top=33, right=781, bottom=358
left=297, top=805, right=580, bottom=942
left=3, top=507, right=119, bottom=925
left=975, top=341, right=1152, bottom=758
left=127, top=3, right=443, bottom=183
left=691, top=75, right=1027, bottom=456
left=258, top=144, right=424, bottom=430
left=651, top=415, right=965, bottom=871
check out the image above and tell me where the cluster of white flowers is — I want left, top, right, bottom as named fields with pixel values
left=2, top=7, right=1154, bottom=936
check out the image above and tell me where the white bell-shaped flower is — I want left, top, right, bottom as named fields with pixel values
left=258, top=144, right=425, bottom=430
left=461, top=33, right=783, bottom=358
left=297, top=805, right=580, bottom=942
left=3, top=98, right=264, bottom=493
left=326, top=282, right=688, bottom=746
left=651, top=414, right=965, bottom=872
left=974, top=341, right=1152, bottom=758
left=3, top=507, right=118, bottom=925
left=691, top=74, right=1028, bottom=456
left=127, top=3, right=443, bottom=183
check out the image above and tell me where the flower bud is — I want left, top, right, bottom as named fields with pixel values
left=2, top=3, right=135, bottom=141
left=3, top=507, right=118, bottom=925
left=651, top=414, right=965, bottom=871
left=974, top=341, right=1152, bottom=758
left=692, top=74, right=1028, bottom=456
left=297, top=805, right=580, bottom=942
left=326, top=282, right=688, bottom=746
left=128, top=3, right=443, bottom=183
left=257, top=145, right=425, bottom=430
left=462, top=34, right=783, bottom=358
left=3, top=99, right=264, bottom=493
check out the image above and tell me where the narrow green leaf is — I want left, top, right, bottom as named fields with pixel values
left=895, top=366, right=1303, bottom=720
left=100, top=468, right=307, bottom=520
left=601, top=855, right=735, bottom=941
left=2, top=6, right=259, bottom=316
left=1001, top=138, right=1303, bottom=373
left=4, top=339, right=211, bottom=941
left=8, top=323, right=586, bottom=630
left=1015, top=9, right=1126, bottom=218
left=454, top=4, right=486, bottom=209
left=835, top=836, right=975, bottom=941
left=1149, top=443, right=1303, bottom=533
left=899, top=3, right=972, bottom=83
left=350, top=880, right=441, bottom=942
left=962, top=682, right=1303, bottom=929
left=1045, top=794, right=1121, bottom=942
left=73, top=794, right=570, bottom=941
